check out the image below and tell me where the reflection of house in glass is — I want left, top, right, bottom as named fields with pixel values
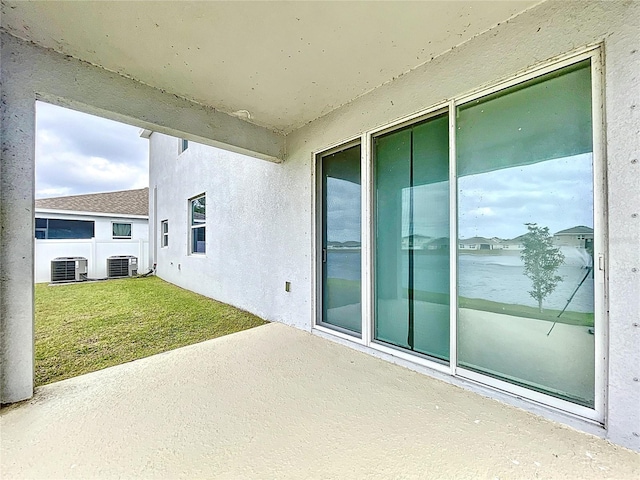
left=401, top=234, right=432, bottom=250
left=458, top=236, right=501, bottom=251
left=553, top=225, right=594, bottom=248
left=499, top=234, right=526, bottom=252
left=426, top=237, right=449, bottom=251
left=459, top=227, right=594, bottom=255
left=327, top=240, right=361, bottom=251
left=400, top=236, right=449, bottom=251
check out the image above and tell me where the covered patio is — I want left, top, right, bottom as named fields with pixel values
left=2, top=323, right=638, bottom=479
left=2, top=0, right=639, bottom=457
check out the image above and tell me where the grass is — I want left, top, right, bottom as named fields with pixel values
left=326, top=278, right=593, bottom=327
left=458, top=296, right=593, bottom=327
left=35, top=276, right=267, bottom=387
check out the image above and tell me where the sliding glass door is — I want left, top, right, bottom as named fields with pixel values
left=316, top=53, right=601, bottom=414
left=456, top=60, right=596, bottom=407
left=320, top=144, right=362, bottom=335
left=374, top=113, right=450, bottom=361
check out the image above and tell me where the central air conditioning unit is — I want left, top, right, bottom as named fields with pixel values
left=107, top=255, right=138, bottom=278
left=51, top=257, right=88, bottom=283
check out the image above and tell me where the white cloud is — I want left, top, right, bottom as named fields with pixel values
left=468, top=207, right=496, bottom=217
left=35, top=101, right=148, bottom=198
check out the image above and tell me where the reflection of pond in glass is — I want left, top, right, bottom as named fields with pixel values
left=326, top=251, right=594, bottom=314
left=326, top=250, right=361, bottom=281
left=458, top=255, right=593, bottom=313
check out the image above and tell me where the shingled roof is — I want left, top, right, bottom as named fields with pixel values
left=35, top=188, right=149, bottom=216
left=554, top=226, right=594, bottom=235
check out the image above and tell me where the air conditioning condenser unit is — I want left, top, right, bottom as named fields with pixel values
left=51, top=257, right=88, bottom=283
left=107, top=255, right=138, bottom=278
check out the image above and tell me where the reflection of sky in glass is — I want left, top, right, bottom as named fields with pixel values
left=402, top=181, right=449, bottom=238
left=327, top=152, right=592, bottom=242
left=458, top=153, right=593, bottom=239
left=326, top=177, right=360, bottom=243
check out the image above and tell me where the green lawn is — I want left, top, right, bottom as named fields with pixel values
left=35, top=276, right=267, bottom=386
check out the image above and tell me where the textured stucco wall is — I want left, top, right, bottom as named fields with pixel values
left=149, top=134, right=311, bottom=326
left=150, top=1, right=639, bottom=449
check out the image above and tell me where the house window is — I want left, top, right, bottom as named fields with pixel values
left=190, top=195, right=206, bottom=254
left=35, top=217, right=47, bottom=239
left=161, top=220, right=169, bottom=247
left=35, top=218, right=95, bottom=239
left=179, top=138, right=189, bottom=154
left=112, top=222, right=132, bottom=239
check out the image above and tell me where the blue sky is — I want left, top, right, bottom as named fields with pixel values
left=35, top=101, right=149, bottom=199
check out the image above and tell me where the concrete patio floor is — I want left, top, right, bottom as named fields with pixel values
left=1, top=323, right=638, bottom=479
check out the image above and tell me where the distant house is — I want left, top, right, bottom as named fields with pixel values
left=500, top=234, right=527, bottom=251
left=34, top=188, right=149, bottom=282
left=327, top=240, right=361, bottom=250
left=553, top=225, right=594, bottom=248
left=426, top=237, right=449, bottom=251
left=401, top=234, right=432, bottom=250
left=458, top=237, right=501, bottom=251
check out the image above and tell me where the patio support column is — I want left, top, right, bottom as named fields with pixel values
left=0, top=36, right=36, bottom=403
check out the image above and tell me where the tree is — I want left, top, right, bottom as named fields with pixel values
left=520, top=223, right=565, bottom=313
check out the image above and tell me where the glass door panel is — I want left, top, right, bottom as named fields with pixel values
left=321, top=144, right=362, bottom=334
left=456, top=60, right=596, bottom=407
left=374, top=113, right=450, bottom=361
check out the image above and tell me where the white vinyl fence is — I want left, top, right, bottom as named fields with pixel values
left=35, top=238, right=150, bottom=283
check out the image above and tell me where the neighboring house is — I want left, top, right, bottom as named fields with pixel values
left=34, top=188, right=149, bottom=282
left=327, top=241, right=361, bottom=250
left=500, top=235, right=526, bottom=252
left=425, top=237, right=449, bottom=251
left=2, top=1, right=639, bottom=453
left=553, top=225, right=594, bottom=248
left=458, top=237, right=501, bottom=251
left=401, top=234, right=432, bottom=250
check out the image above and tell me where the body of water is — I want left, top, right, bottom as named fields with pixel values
left=326, top=249, right=594, bottom=313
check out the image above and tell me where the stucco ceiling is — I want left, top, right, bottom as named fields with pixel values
left=1, top=1, right=538, bottom=133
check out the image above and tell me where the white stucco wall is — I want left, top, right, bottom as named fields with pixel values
left=33, top=211, right=149, bottom=282
left=34, top=239, right=149, bottom=283
left=149, top=1, right=639, bottom=450
left=149, top=136, right=310, bottom=325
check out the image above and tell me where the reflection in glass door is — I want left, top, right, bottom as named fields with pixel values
left=320, top=144, right=362, bottom=335
left=456, top=60, right=596, bottom=407
left=374, top=113, right=450, bottom=361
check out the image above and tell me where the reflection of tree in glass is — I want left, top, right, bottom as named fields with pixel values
left=193, top=199, right=205, bottom=214
left=192, top=197, right=206, bottom=224
left=521, top=223, right=565, bottom=313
